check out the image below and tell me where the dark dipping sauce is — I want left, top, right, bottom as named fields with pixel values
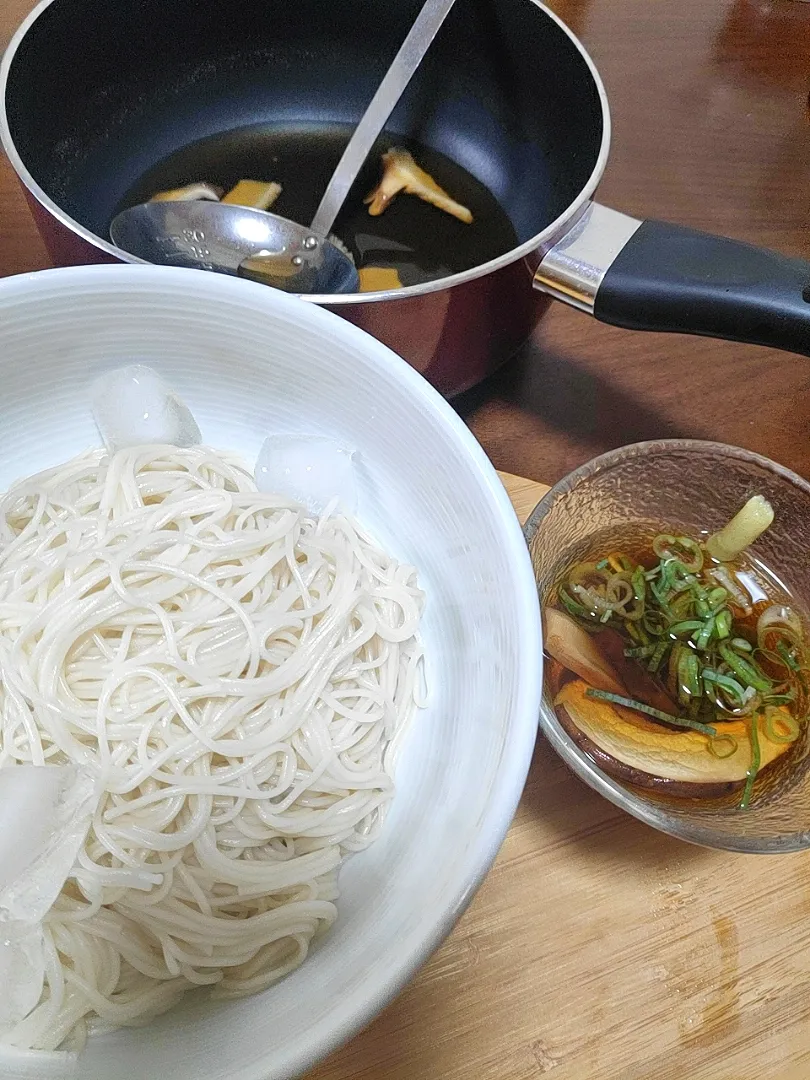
left=545, top=523, right=810, bottom=811
left=117, top=124, right=519, bottom=287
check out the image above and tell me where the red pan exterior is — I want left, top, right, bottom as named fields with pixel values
left=327, top=259, right=549, bottom=396
left=24, top=190, right=119, bottom=268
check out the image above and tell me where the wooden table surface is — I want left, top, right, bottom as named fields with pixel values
left=3, top=1, right=810, bottom=1077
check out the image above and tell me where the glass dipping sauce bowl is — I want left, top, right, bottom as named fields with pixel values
left=525, top=439, right=810, bottom=852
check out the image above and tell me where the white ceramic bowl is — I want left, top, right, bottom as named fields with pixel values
left=0, top=266, right=542, bottom=1080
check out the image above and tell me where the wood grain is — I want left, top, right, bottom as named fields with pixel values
left=456, top=0, right=810, bottom=491
left=496, top=470, right=550, bottom=522
left=3, top=1, right=810, bottom=1077
left=308, top=472, right=810, bottom=1080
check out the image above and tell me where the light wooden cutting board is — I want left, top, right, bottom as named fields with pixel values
left=308, top=471, right=810, bottom=1080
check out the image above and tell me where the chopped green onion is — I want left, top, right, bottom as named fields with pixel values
left=584, top=688, right=717, bottom=736
left=625, top=621, right=647, bottom=645
left=707, top=587, right=728, bottom=609
left=606, top=576, right=633, bottom=608
left=642, top=610, right=667, bottom=636
left=668, top=620, right=704, bottom=637
left=669, top=593, right=694, bottom=621
left=740, top=714, right=762, bottom=810
left=649, top=580, right=673, bottom=617
left=648, top=639, right=669, bottom=672
left=757, top=608, right=804, bottom=666
left=762, top=707, right=800, bottom=745
left=669, top=641, right=684, bottom=692
left=702, top=668, right=747, bottom=706
left=719, top=641, right=772, bottom=692
left=763, top=693, right=794, bottom=707
left=677, top=649, right=700, bottom=704
left=631, top=566, right=646, bottom=603
left=776, top=640, right=801, bottom=672
left=559, top=587, right=591, bottom=619
left=668, top=575, right=697, bottom=601
left=557, top=515, right=807, bottom=814
left=570, top=584, right=610, bottom=618
left=569, top=563, right=611, bottom=589
left=606, top=573, right=644, bottom=621
left=709, top=734, right=738, bottom=759
left=652, top=535, right=703, bottom=573
left=754, top=646, right=792, bottom=680
left=625, top=645, right=656, bottom=659
left=695, top=617, right=715, bottom=651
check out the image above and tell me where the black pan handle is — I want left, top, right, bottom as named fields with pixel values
left=534, top=203, right=810, bottom=358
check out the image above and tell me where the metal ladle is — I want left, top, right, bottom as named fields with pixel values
left=110, top=0, right=458, bottom=294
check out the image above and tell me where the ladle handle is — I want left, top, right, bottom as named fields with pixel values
left=534, top=203, right=810, bottom=358
left=309, top=0, right=458, bottom=239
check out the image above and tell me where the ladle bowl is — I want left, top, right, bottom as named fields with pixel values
left=110, top=201, right=360, bottom=294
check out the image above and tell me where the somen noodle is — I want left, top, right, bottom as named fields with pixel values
left=0, top=444, right=425, bottom=1051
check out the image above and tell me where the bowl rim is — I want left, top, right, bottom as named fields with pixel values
left=524, top=437, right=810, bottom=855
left=0, top=263, right=543, bottom=1077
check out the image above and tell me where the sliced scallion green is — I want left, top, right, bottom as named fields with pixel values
left=668, top=620, right=704, bottom=637
left=740, top=714, right=762, bottom=810
left=584, top=688, right=717, bottom=736
left=762, top=708, right=800, bottom=745
left=718, top=642, right=772, bottom=692
left=709, top=734, right=738, bottom=759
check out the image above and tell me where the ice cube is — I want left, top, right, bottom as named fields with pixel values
left=0, top=765, right=96, bottom=925
left=0, top=923, right=45, bottom=1035
left=91, top=364, right=201, bottom=453
left=254, top=435, right=359, bottom=515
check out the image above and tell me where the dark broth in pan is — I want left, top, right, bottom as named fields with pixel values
left=117, top=124, right=519, bottom=287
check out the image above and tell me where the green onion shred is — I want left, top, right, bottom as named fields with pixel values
left=558, top=525, right=808, bottom=810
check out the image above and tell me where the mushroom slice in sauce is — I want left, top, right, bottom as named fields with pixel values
left=543, top=607, right=625, bottom=696
left=554, top=678, right=791, bottom=788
